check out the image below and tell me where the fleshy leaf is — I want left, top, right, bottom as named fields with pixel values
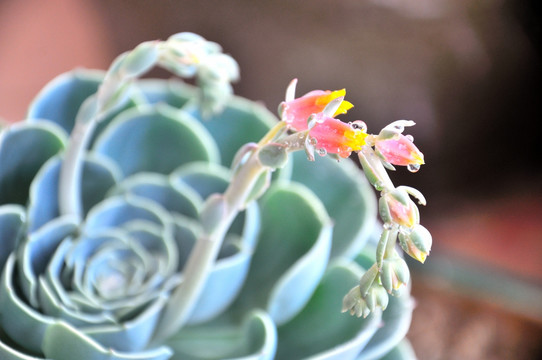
left=110, top=173, right=202, bottom=219
left=0, top=122, right=66, bottom=205
left=83, top=196, right=169, bottom=236
left=93, top=104, right=219, bottom=177
left=170, top=162, right=258, bottom=241
left=187, top=238, right=252, bottom=325
left=234, top=182, right=332, bottom=325
left=185, top=95, right=278, bottom=168
left=378, top=339, right=417, bottom=360
left=275, top=262, right=382, bottom=359
left=42, top=321, right=172, bottom=360
left=290, top=151, right=378, bottom=259
left=27, top=70, right=103, bottom=134
left=137, top=79, right=196, bottom=110
left=83, top=295, right=167, bottom=352
left=0, top=205, right=26, bottom=270
left=166, top=310, right=277, bottom=360
left=170, top=162, right=230, bottom=201
left=28, top=154, right=121, bottom=232
left=26, top=70, right=143, bottom=145
left=18, top=216, right=79, bottom=308
left=0, top=326, right=47, bottom=360
left=0, top=254, right=55, bottom=354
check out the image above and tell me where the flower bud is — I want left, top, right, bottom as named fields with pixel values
left=379, top=189, right=419, bottom=228
left=342, top=282, right=389, bottom=318
left=375, top=134, right=424, bottom=167
left=380, top=256, right=410, bottom=293
left=398, top=224, right=432, bottom=263
left=258, top=143, right=288, bottom=169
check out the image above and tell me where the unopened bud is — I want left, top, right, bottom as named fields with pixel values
left=380, top=255, right=410, bottom=293
left=379, top=189, right=419, bottom=228
left=398, top=224, right=432, bottom=263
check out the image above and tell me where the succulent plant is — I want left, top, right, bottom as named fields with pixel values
left=0, top=33, right=427, bottom=359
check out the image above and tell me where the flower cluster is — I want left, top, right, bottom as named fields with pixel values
left=277, top=79, right=432, bottom=317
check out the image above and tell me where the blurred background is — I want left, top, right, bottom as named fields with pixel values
left=1, top=0, right=541, bottom=358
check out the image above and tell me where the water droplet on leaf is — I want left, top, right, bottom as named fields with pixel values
left=405, top=134, right=414, bottom=142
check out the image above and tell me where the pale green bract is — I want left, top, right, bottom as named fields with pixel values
left=0, top=33, right=414, bottom=359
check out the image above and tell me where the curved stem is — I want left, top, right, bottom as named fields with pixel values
left=357, top=146, right=394, bottom=191
left=154, top=122, right=287, bottom=341
left=58, top=97, right=99, bottom=219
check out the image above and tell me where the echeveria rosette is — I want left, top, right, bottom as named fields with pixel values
left=0, top=33, right=415, bottom=359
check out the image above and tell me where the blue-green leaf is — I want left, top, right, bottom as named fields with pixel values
left=290, top=152, right=378, bottom=259
left=0, top=205, right=26, bottom=270
left=83, top=296, right=167, bottom=352
left=184, top=95, right=278, bottom=168
left=83, top=196, right=169, bottom=236
left=0, top=326, right=48, bottom=360
left=136, top=79, right=196, bottom=110
left=93, top=104, right=219, bottom=177
left=18, top=216, right=79, bottom=308
left=27, top=70, right=103, bottom=134
left=0, top=254, right=55, bottom=354
left=187, top=238, right=252, bottom=325
left=28, top=155, right=121, bottom=232
left=378, top=339, right=417, bottom=360
left=171, top=163, right=259, bottom=242
left=111, top=173, right=202, bottom=220
left=166, top=310, right=277, bottom=360
left=234, top=182, right=332, bottom=325
left=42, top=321, right=172, bottom=360
left=170, top=162, right=230, bottom=201
left=0, top=122, right=66, bottom=206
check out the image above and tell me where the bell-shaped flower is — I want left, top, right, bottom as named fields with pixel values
left=380, top=255, right=410, bottom=293
left=279, top=79, right=353, bottom=131
left=379, top=188, right=419, bottom=228
left=375, top=133, right=424, bottom=168
left=399, top=224, right=432, bottom=263
left=309, top=113, right=368, bottom=158
left=342, top=282, right=389, bottom=318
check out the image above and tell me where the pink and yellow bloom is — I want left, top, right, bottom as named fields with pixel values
left=280, top=88, right=353, bottom=131
left=309, top=113, right=368, bottom=158
left=375, top=134, right=424, bottom=166
left=279, top=80, right=362, bottom=158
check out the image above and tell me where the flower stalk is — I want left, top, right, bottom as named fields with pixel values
left=276, top=80, right=431, bottom=317
left=155, top=120, right=298, bottom=340
left=59, top=33, right=239, bottom=220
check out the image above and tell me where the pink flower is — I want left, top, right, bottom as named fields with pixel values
left=309, top=113, right=368, bottom=158
left=375, top=134, right=424, bottom=167
left=280, top=79, right=353, bottom=131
